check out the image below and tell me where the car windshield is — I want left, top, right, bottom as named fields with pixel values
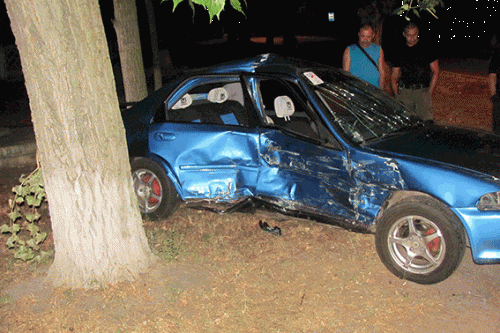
left=302, top=69, right=422, bottom=143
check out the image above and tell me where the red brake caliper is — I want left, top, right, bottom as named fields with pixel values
left=142, top=175, right=161, bottom=204
left=426, top=228, right=440, bottom=252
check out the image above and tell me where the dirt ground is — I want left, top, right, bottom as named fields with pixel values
left=1, top=69, right=500, bottom=332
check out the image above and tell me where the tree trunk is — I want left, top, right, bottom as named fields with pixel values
left=144, top=0, right=163, bottom=91
left=5, top=0, right=155, bottom=289
left=113, top=0, right=148, bottom=102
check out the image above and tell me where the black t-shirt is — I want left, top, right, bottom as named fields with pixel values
left=489, top=50, right=500, bottom=91
left=392, top=41, right=438, bottom=86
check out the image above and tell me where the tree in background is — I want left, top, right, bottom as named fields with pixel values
left=113, top=0, right=149, bottom=103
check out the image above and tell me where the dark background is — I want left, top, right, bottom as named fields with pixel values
left=0, top=0, right=499, bottom=127
left=2, top=0, right=497, bottom=67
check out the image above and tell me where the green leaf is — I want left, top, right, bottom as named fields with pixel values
left=7, top=210, right=22, bottom=223
left=26, top=238, right=40, bottom=251
left=6, top=234, right=19, bottom=248
left=192, top=0, right=225, bottom=21
left=229, top=0, right=244, bottom=15
left=169, top=0, right=184, bottom=12
left=14, top=246, right=34, bottom=261
left=0, top=224, right=12, bottom=234
left=166, top=0, right=245, bottom=22
left=11, top=185, right=21, bottom=195
left=11, top=223, right=20, bottom=233
left=34, top=250, right=54, bottom=263
left=15, top=196, right=24, bottom=204
left=25, top=212, right=41, bottom=223
left=27, top=223, right=40, bottom=235
left=26, top=194, right=35, bottom=206
left=34, top=231, right=47, bottom=245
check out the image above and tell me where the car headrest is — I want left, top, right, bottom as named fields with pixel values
left=208, top=87, right=228, bottom=104
left=172, top=94, right=193, bottom=109
left=274, top=96, right=295, bottom=121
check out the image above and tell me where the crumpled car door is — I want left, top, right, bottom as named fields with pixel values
left=148, top=122, right=260, bottom=200
left=255, top=129, right=359, bottom=222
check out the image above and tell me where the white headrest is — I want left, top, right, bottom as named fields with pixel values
left=274, top=96, right=295, bottom=121
left=208, top=87, right=228, bottom=103
left=172, top=94, right=193, bottom=109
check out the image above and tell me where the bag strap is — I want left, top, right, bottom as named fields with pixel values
left=356, top=43, right=379, bottom=71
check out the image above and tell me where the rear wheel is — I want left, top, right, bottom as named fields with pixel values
left=375, top=196, right=466, bottom=284
left=131, top=158, right=179, bottom=220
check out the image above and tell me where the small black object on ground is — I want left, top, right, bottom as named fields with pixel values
left=258, top=220, right=282, bottom=236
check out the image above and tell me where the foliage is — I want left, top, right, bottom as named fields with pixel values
left=1, top=167, right=52, bottom=262
left=359, top=0, right=444, bottom=27
left=396, top=0, right=445, bottom=20
left=165, top=0, right=244, bottom=22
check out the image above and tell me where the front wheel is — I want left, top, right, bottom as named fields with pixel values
left=375, top=196, right=466, bottom=284
left=131, top=158, right=179, bottom=220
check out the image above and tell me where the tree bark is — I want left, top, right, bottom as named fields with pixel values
left=113, top=0, right=148, bottom=102
left=144, top=0, right=163, bottom=91
left=5, top=0, right=155, bottom=289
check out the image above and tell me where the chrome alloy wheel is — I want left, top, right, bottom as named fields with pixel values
left=387, top=215, right=445, bottom=275
left=133, top=168, right=163, bottom=214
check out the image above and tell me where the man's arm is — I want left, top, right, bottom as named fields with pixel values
left=429, top=59, right=439, bottom=94
left=391, top=67, right=401, bottom=96
left=342, top=47, right=350, bottom=72
left=378, top=48, right=386, bottom=91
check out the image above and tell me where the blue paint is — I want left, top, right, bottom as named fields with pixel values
left=124, top=53, right=500, bottom=263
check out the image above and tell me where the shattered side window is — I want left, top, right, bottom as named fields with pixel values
left=165, top=79, right=251, bottom=127
left=304, top=69, right=421, bottom=143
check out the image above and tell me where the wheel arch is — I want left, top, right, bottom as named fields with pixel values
left=373, top=190, right=470, bottom=246
left=374, top=191, right=469, bottom=284
left=130, top=155, right=184, bottom=200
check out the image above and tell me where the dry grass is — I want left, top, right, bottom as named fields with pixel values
left=2, top=205, right=499, bottom=332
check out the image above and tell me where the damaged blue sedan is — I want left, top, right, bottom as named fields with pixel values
left=122, top=54, right=500, bottom=285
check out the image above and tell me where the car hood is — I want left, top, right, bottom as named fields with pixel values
left=365, top=123, right=500, bottom=178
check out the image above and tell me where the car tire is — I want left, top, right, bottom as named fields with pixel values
left=375, top=196, right=466, bottom=284
left=131, top=158, right=180, bottom=220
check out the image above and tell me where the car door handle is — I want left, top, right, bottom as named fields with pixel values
left=154, top=132, right=176, bottom=141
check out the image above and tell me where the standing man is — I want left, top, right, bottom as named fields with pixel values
left=343, top=24, right=386, bottom=89
left=489, top=48, right=500, bottom=134
left=391, top=22, right=439, bottom=121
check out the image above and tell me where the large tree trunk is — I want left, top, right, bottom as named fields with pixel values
left=113, top=0, right=148, bottom=102
left=5, top=0, right=155, bottom=289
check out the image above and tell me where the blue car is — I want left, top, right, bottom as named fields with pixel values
left=122, top=54, right=500, bottom=284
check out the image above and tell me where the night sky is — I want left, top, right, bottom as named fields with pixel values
left=0, top=0, right=499, bottom=58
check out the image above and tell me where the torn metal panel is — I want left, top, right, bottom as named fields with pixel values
left=256, top=129, right=363, bottom=224
left=148, top=123, right=260, bottom=201
left=347, top=153, right=406, bottom=223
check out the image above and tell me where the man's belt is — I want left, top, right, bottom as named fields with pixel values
left=400, top=83, right=429, bottom=89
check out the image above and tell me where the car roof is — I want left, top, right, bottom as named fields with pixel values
left=189, top=53, right=330, bottom=77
